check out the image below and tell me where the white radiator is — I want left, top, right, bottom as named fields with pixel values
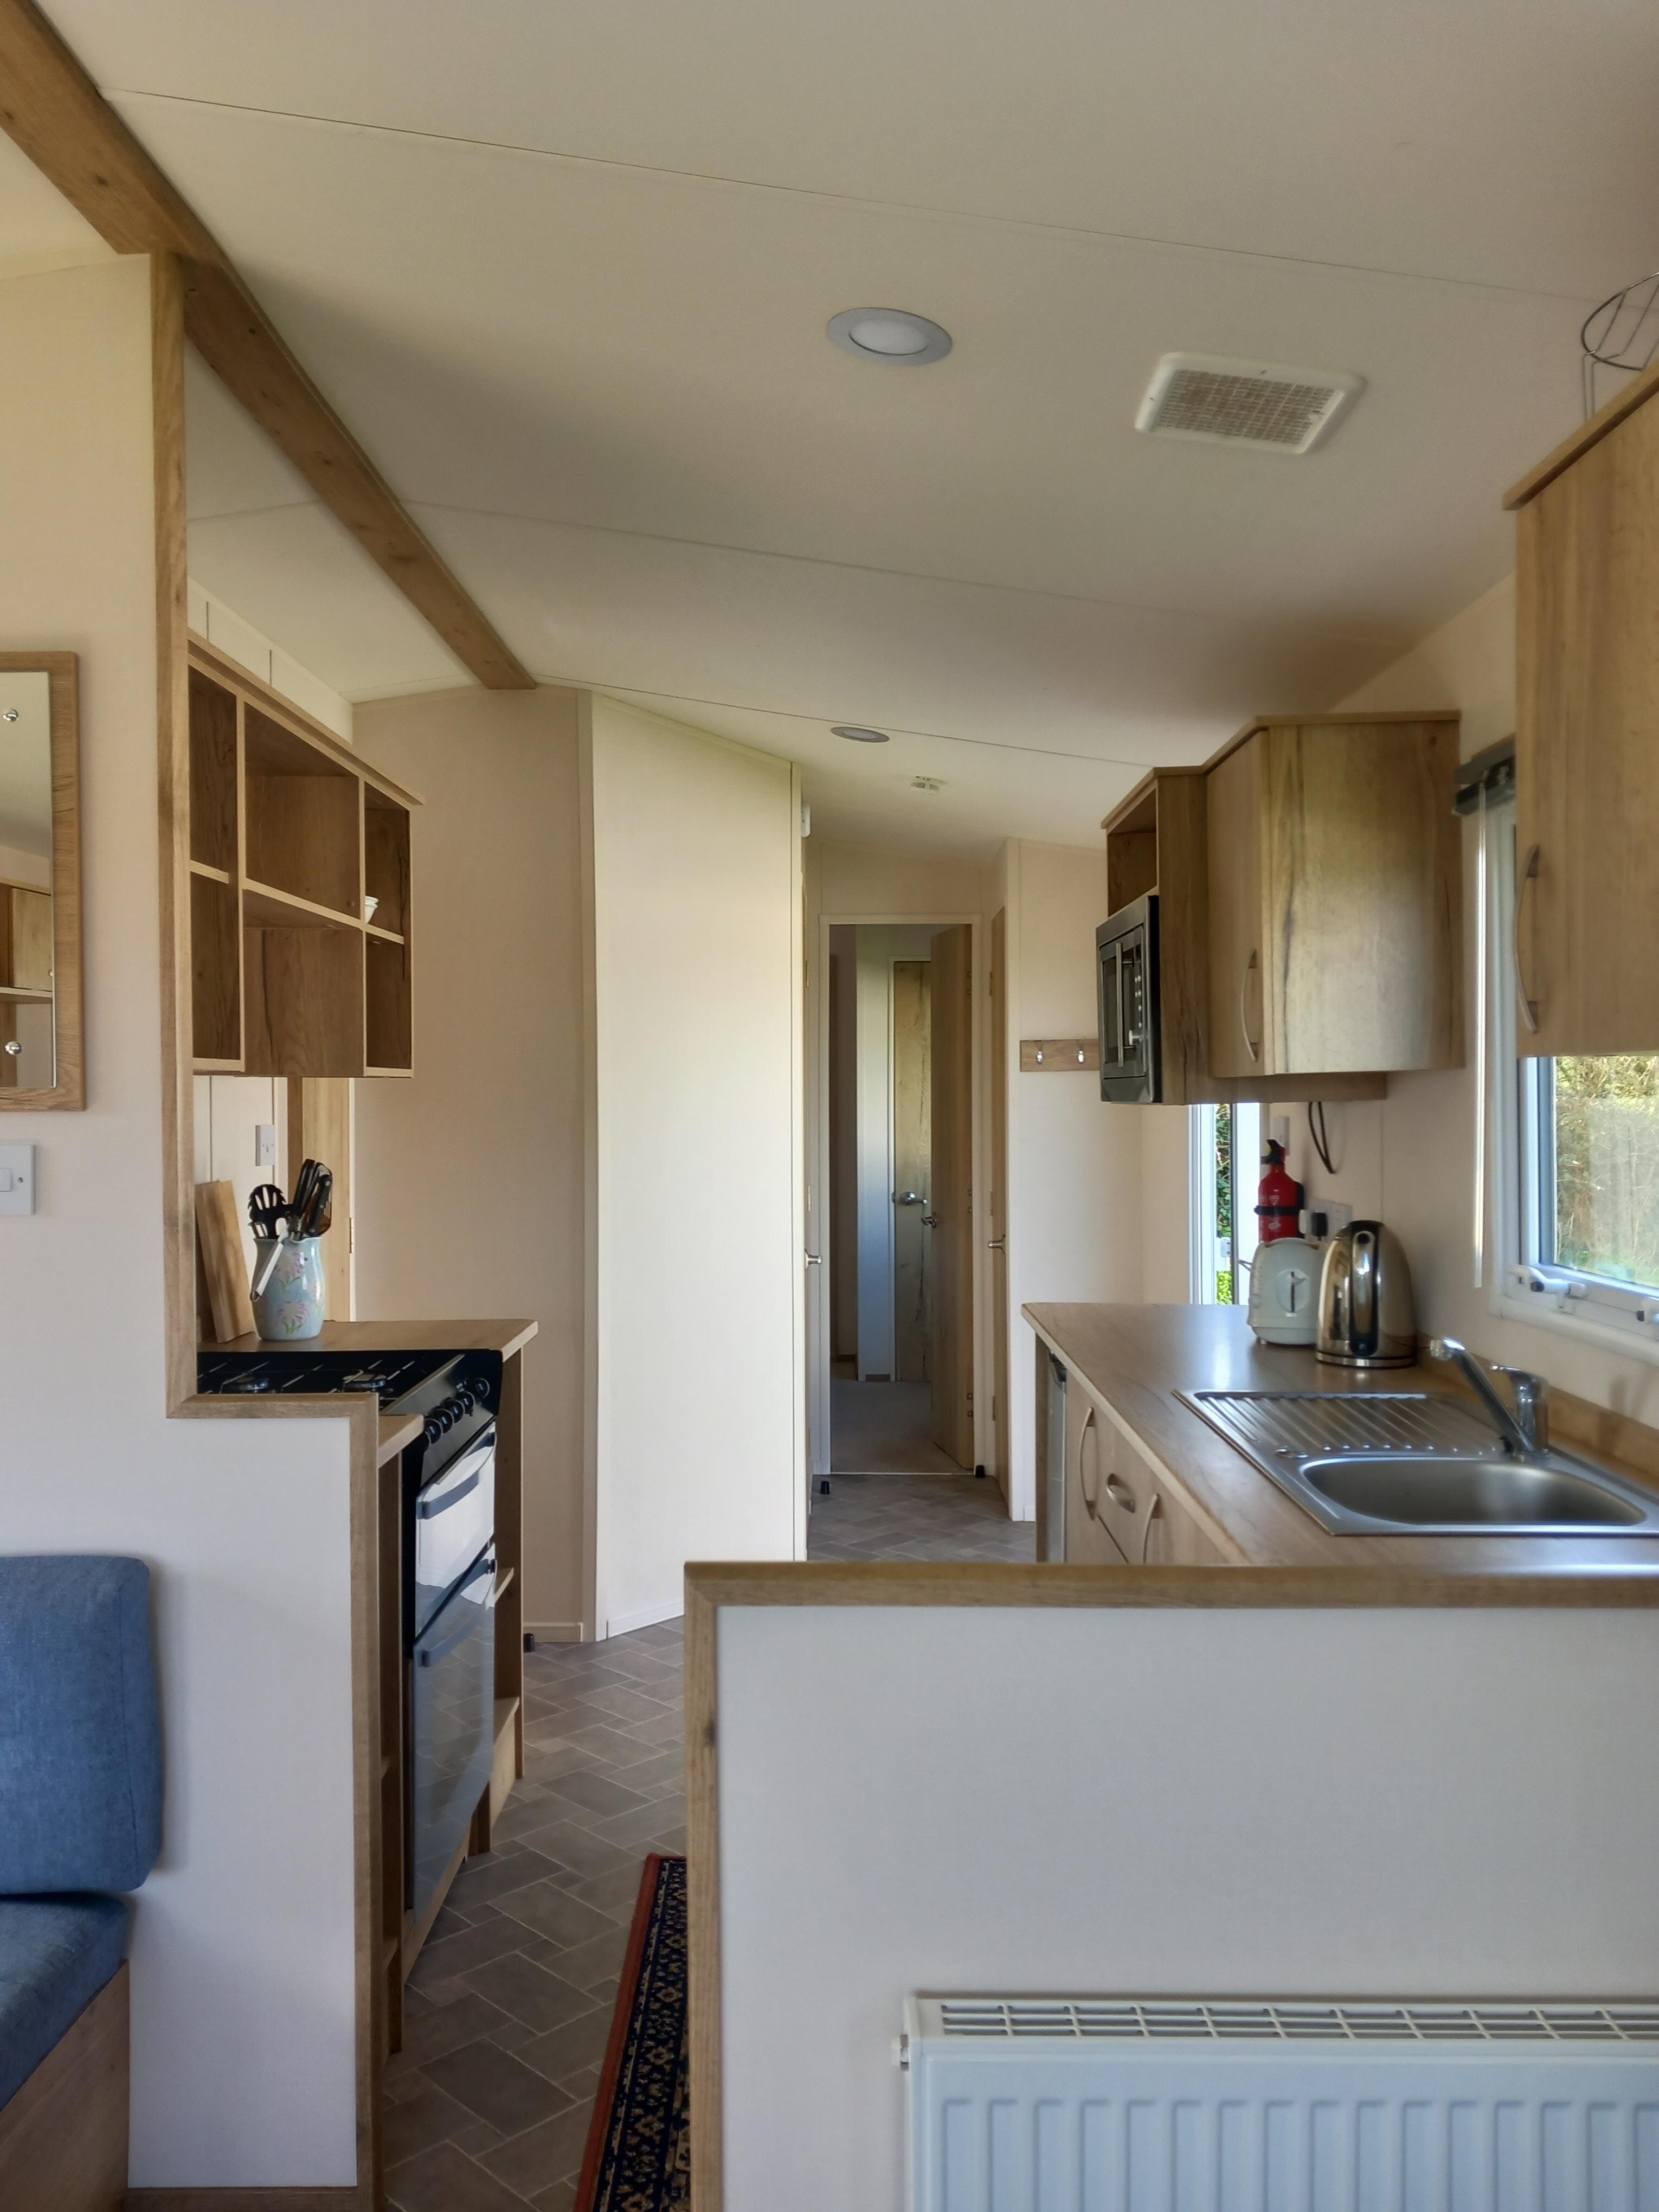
left=903, top=1996, right=1659, bottom=2212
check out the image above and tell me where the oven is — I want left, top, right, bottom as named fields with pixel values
left=1096, top=893, right=1161, bottom=1103
left=410, top=1548, right=496, bottom=1923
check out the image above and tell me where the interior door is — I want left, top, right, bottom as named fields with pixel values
left=929, top=924, right=974, bottom=1467
left=891, top=959, right=932, bottom=1384
left=989, top=910, right=1009, bottom=1499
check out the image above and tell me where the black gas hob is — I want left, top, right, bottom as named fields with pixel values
left=197, top=1347, right=460, bottom=1411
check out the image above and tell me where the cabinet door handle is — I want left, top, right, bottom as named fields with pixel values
left=1139, top=1490, right=1164, bottom=1565
left=1076, top=1404, right=1101, bottom=1517
left=1512, top=842, right=1540, bottom=1036
left=1239, top=949, right=1261, bottom=1063
left=1104, top=1475, right=1136, bottom=1510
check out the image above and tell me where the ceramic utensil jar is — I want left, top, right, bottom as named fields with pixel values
left=251, top=1236, right=327, bottom=1341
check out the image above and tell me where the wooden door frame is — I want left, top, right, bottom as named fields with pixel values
left=806, top=911, right=986, bottom=1491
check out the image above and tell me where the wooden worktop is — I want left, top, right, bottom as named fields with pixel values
left=1025, top=1302, right=1659, bottom=1575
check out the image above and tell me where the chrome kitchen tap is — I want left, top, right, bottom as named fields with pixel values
left=1429, top=1337, right=1549, bottom=1457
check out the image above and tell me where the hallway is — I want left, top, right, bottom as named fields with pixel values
left=809, top=1376, right=1034, bottom=1562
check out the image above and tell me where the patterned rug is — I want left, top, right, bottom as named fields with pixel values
left=576, top=1853, right=690, bottom=2210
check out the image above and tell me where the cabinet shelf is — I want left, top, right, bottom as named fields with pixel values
left=185, top=636, right=418, bottom=1082
left=243, top=878, right=363, bottom=934
left=0, top=985, right=51, bottom=1003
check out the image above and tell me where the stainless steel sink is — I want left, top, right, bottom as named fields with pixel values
left=1177, top=1390, right=1659, bottom=1536
left=1299, top=1451, right=1649, bottom=1530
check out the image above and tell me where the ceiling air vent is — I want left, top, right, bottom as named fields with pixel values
left=1135, top=353, right=1364, bottom=454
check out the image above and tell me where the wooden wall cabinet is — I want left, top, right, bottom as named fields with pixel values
left=1103, top=758, right=1397, bottom=1106
left=187, top=637, right=419, bottom=1078
left=1508, top=369, right=1659, bottom=1054
left=1205, top=713, right=1463, bottom=1082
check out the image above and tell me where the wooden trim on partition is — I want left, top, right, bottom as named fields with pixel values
left=154, top=251, right=197, bottom=1414
left=125, top=2192, right=363, bottom=2208
left=1504, top=353, right=1659, bottom=511
left=0, top=1964, right=127, bottom=2207
left=0, top=0, right=531, bottom=692
left=683, top=1560, right=1659, bottom=2211
left=0, top=649, right=82, bottom=1109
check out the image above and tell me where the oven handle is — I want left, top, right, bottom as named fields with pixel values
left=416, top=1427, right=496, bottom=1518
left=416, top=1555, right=496, bottom=1666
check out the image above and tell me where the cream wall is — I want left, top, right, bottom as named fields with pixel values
left=995, top=838, right=1143, bottom=1516
left=718, top=1600, right=1659, bottom=2208
left=350, top=684, right=589, bottom=1634
left=589, top=696, right=803, bottom=1633
left=0, top=258, right=358, bottom=2188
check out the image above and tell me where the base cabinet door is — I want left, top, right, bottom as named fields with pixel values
left=1063, top=1388, right=1128, bottom=1564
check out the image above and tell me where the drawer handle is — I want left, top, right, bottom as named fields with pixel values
left=1103, top=1476, right=1136, bottom=1511
left=1077, top=1404, right=1101, bottom=1517
left=1512, top=842, right=1540, bottom=1035
left=1139, top=1491, right=1164, bottom=1566
left=1239, top=950, right=1261, bottom=1064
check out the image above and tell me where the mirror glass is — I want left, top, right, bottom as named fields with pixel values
left=0, top=671, right=55, bottom=1091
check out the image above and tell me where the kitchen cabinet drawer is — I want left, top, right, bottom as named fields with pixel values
left=1091, top=1414, right=1224, bottom=1567
left=1063, top=1391, right=1128, bottom=1564
left=1510, top=382, right=1659, bottom=1053
left=1206, top=716, right=1463, bottom=1079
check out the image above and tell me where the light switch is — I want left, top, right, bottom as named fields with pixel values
left=255, top=1123, right=277, bottom=1168
left=0, top=1144, right=36, bottom=1214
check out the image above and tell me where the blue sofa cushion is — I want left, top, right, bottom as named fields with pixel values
left=0, top=1895, right=128, bottom=2108
left=0, top=1557, right=160, bottom=1892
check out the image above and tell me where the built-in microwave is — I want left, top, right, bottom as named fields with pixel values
left=1096, top=895, right=1160, bottom=1103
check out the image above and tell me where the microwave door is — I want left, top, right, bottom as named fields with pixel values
left=1099, top=940, right=1124, bottom=1073
left=1121, top=937, right=1145, bottom=1070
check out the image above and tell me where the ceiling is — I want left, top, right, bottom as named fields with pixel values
left=20, top=3, right=1659, bottom=851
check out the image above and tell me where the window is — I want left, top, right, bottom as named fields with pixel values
left=1190, top=1100, right=1261, bottom=1306
left=1487, top=792, right=1659, bottom=1359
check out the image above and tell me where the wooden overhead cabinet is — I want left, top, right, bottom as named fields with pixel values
left=186, top=638, right=418, bottom=1078
left=1206, top=714, right=1463, bottom=1081
left=1507, top=366, right=1659, bottom=1054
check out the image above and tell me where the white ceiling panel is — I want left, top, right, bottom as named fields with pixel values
left=45, top=0, right=1659, bottom=297
left=126, top=95, right=1583, bottom=638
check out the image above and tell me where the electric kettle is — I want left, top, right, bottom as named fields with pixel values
left=1316, top=1220, right=1417, bottom=1368
left=1248, top=1236, right=1320, bottom=1346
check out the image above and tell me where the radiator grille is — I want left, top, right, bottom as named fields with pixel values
left=935, top=1997, right=1659, bottom=2044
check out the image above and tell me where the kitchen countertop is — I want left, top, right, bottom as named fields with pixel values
left=196, top=1317, right=538, bottom=1465
left=1025, top=1302, right=1659, bottom=1574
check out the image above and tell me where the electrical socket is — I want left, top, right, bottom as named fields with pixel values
left=1306, top=1197, right=1352, bottom=1243
left=254, top=1123, right=277, bottom=1168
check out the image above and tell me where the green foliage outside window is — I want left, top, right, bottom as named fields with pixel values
left=1552, top=1054, right=1659, bottom=1289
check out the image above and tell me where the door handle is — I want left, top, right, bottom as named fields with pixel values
left=1512, top=842, right=1540, bottom=1034
left=895, top=1191, right=924, bottom=1205
left=1104, top=1475, right=1136, bottom=1510
left=1239, top=950, right=1261, bottom=1064
left=921, top=1214, right=938, bottom=1229
left=987, top=1237, right=1006, bottom=1252
left=804, top=1252, right=822, bottom=1266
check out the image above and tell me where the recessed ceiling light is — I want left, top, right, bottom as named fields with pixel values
left=833, top=724, right=890, bottom=743
left=827, top=308, right=952, bottom=366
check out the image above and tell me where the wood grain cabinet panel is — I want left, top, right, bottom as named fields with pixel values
left=1062, top=1385, right=1127, bottom=1565
left=1206, top=715, right=1463, bottom=1080
left=1512, top=385, right=1659, bottom=1054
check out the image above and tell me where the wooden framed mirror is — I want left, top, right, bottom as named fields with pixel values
left=0, top=653, right=81, bottom=1109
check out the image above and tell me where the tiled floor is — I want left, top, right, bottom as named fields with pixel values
left=384, top=1394, right=1026, bottom=2207
left=383, top=1621, right=686, bottom=2212
left=814, top=1374, right=1036, bottom=1563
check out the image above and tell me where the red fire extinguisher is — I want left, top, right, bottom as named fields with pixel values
left=1254, top=1138, right=1303, bottom=1245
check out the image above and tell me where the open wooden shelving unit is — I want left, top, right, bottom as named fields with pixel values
left=186, top=635, right=420, bottom=1078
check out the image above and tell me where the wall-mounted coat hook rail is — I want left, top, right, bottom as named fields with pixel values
left=1020, top=1038, right=1100, bottom=1073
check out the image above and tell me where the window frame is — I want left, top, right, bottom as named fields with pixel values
left=1487, top=801, right=1659, bottom=1365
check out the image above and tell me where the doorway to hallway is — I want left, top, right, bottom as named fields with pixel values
left=822, top=921, right=976, bottom=1473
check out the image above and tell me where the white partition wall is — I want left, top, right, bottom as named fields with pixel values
left=588, top=697, right=804, bottom=1634
left=710, top=1597, right=1659, bottom=2210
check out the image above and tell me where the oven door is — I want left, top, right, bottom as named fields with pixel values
left=411, top=1425, right=496, bottom=1642
left=410, top=1549, right=496, bottom=1924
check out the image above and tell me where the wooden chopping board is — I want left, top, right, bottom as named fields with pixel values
left=196, top=1180, right=255, bottom=1342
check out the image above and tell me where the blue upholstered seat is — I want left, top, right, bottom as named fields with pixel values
left=0, top=1555, right=161, bottom=1893
left=0, top=1895, right=128, bottom=2107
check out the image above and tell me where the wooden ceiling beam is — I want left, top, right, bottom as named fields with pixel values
left=0, top=0, right=533, bottom=690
